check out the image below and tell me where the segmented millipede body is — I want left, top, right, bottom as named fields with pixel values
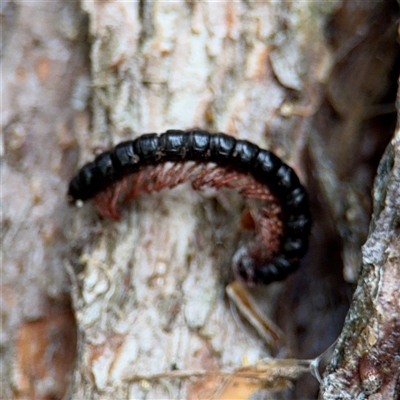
left=68, top=130, right=311, bottom=285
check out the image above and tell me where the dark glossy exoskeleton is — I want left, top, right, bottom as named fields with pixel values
left=68, top=129, right=311, bottom=286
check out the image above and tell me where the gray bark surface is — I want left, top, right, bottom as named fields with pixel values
left=67, top=2, right=335, bottom=398
left=2, top=1, right=88, bottom=398
left=320, top=121, right=400, bottom=399
left=2, top=1, right=398, bottom=399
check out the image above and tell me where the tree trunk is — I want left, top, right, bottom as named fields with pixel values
left=320, top=115, right=400, bottom=399
left=2, top=1, right=88, bottom=398
left=2, top=1, right=398, bottom=399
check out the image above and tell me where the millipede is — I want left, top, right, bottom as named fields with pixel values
left=68, top=129, right=311, bottom=286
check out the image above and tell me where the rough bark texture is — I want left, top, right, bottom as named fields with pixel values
left=2, top=1, right=88, bottom=398
left=2, top=1, right=399, bottom=399
left=66, top=2, right=336, bottom=399
left=318, top=2, right=400, bottom=397
left=320, top=119, right=400, bottom=399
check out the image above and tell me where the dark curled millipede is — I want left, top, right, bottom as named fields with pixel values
left=68, top=130, right=311, bottom=286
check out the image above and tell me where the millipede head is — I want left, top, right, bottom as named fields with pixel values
left=67, top=162, right=101, bottom=202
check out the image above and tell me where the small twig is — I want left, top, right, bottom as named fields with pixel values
left=127, top=358, right=312, bottom=384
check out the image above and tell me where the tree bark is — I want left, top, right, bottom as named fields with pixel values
left=320, top=114, right=400, bottom=399
left=2, top=1, right=399, bottom=399
left=66, top=2, right=337, bottom=398
left=2, top=1, right=88, bottom=398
